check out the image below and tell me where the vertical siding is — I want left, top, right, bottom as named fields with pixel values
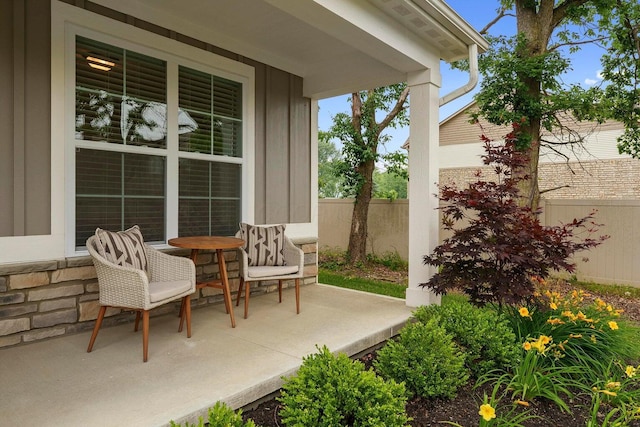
left=265, top=68, right=292, bottom=223
left=249, top=59, right=268, bottom=224
left=0, top=0, right=311, bottom=238
left=289, top=76, right=311, bottom=223
left=0, top=2, right=15, bottom=236
left=0, top=0, right=51, bottom=237
left=24, top=1, right=51, bottom=235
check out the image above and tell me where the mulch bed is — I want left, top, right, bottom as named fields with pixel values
left=242, top=267, right=640, bottom=426
left=242, top=362, right=600, bottom=427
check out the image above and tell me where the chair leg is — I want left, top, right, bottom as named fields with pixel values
left=185, top=295, right=192, bottom=338
left=295, top=278, right=300, bottom=314
left=278, top=280, right=283, bottom=303
left=178, top=298, right=187, bottom=333
left=87, top=305, right=107, bottom=353
left=243, top=281, right=251, bottom=319
left=236, top=278, right=244, bottom=307
left=134, top=311, right=141, bottom=332
left=142, top=310, right=150, bottom=362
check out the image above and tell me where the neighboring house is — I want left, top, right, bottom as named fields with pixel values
left=0, top=0, right=486, bottom=346
left=439, top=101, right=640, bottom=199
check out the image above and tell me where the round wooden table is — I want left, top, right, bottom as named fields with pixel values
left=169, top=236, right=244, bottom=328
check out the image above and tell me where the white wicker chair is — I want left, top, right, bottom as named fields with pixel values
left=86, top=235, right=196, bottom=362
left=235, top=231, right=304, bottom=319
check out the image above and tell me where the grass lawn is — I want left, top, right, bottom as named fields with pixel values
left=318, top=269, right=407, bottom=299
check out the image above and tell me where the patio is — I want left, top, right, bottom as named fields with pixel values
left=0, top=284, right=412, bottom=426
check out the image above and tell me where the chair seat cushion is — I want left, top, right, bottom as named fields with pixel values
left=149, top=280, right=192, bottom=303
left=247, top=265, right=299, bottom=279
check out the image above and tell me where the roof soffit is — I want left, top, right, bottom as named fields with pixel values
left=85, top=0, right=486, bottom=98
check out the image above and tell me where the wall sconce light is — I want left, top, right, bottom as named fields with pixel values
left=87, top=56, right=115, bottom=71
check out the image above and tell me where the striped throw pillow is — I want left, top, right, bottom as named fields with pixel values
left=95, top=225, right=149, bottom=275
left=240, top=223, right=286, bottom=267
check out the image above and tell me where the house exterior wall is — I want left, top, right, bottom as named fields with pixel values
left=441, top=158, right=640, bottom=199
left=1, top=0, right=51, bottom=237
left=0, top=0, right=317, bottom=348
left=438, top=103, right=635, bottom=199
left=0, top=0, right=311, bottom=240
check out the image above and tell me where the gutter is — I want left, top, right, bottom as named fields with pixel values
left=439, top=44, right=479, bottom=107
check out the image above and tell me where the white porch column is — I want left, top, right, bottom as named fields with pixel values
left=406, top=69, right=441, bottom=307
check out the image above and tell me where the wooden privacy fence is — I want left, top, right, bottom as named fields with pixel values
left=318, top=198, right=640, bottom=287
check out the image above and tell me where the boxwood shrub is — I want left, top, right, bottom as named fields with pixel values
left=413, top=301, right=521, bottom=377
left=374, top=318, right=468, bottom=399
left=278, top=345, right=409, bottom=427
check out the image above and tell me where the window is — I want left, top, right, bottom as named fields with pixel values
left=74, top=35, right=244, bottom=248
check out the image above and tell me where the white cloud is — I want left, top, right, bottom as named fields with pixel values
left=585, top=78, right=598, bottom=85
left=597, top=70, right=604, bottom=79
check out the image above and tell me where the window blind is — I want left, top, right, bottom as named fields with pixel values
left=75, top=36, right=167, bottom=148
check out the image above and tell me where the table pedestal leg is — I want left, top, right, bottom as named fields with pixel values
left=217, top=249, right=236, bottom=328
left=179, top=248, right=236, bottom=329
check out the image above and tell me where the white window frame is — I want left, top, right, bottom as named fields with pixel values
left=53, top=2, right=255, bottom=257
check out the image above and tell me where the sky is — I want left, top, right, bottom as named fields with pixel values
left=317, top=0, right=607, bottom=155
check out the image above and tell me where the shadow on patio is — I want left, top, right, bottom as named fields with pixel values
left=0, top=284, right=412, bottom=426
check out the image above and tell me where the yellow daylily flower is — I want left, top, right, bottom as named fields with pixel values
left=605, top=382, right=621, bottom=390
left=547, top=318, right=564, bottom=326
left=625, top=365, right=637, bottom=378
left=608, top=321, right=619, bottom=330
left=523, top=342, right=532, bottom=351
left=519, top=307, right=531, bottom=318
left=479, top=404, right=496, bottom=421
left=549, top=302, right=558, bottom=310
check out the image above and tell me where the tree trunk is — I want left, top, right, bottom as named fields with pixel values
left=347, top=158, right=375, bottom=264
left=514, top=0, right=554, bottom=211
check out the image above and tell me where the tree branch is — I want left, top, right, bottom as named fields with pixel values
left=480, top=7, right=513, bottom=35
left=548, top=36, right=609, bottom=51
left=540, top=185, right=571, bottom=195
left=377, top=87, right=410, bottom=137
left=551, top=0, right=590, bottom=29
left=351, top=92, right=363, bottom=143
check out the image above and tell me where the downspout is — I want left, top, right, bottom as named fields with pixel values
left=439, top=44, right=479, bottom=106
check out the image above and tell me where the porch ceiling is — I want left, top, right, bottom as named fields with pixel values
left=89, top=0, right=487, bottom=98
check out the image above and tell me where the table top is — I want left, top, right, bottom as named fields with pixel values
left=168, top=236, right=244, bottom=250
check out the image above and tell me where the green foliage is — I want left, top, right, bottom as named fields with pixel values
left=478, top=349, right=583, bottom=413
left=328, top=85, right=408, bottom=197
left=503, top=286, right=640, bottom=379
left=318, top=130, right=348, bottom=198
left=413, top=301, right=521, bottom=378
left=374, top=318, right=469, bottom=399
left=597, top=1, right=640, bottom=158
left=278, top=345, right=409, bottom=427
left=366, top=251, right=407, bottom=272
left=468, top=0, right=638, bottom=210
left=170, top=401, right=256, bottom=427
left=441, top=382, right=540, bottom=427
left=373, top=169, right=407, bottom=200
left=474, top=33, right=577, bottom=149
left=586, top=361, right=640, bottom=427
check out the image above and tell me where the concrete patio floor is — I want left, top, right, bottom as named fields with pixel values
left=0, top=284, right=413, bottom=426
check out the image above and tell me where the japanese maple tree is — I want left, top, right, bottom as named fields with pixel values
left=421, top=126, right=608, bottom=306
